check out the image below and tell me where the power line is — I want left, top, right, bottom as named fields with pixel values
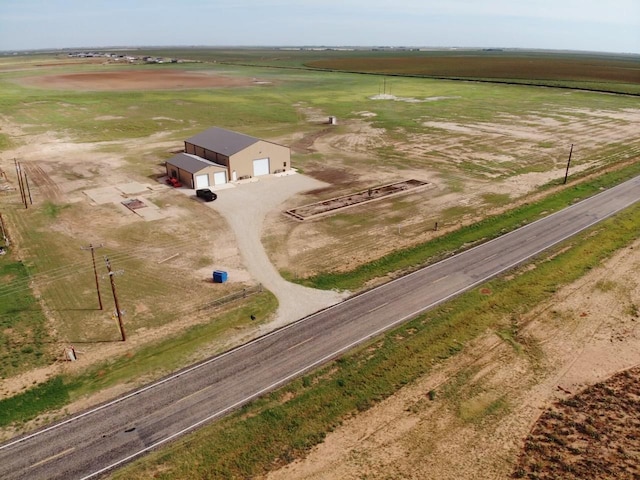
left=0, top=235, right=238, bottom=299
left=2, top=232, right=236, bottom=297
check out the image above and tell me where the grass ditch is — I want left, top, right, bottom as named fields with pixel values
left=297, top=161, right=640, bottom=291
left=0, top=291, right=277, bottom=429
left=112, top=200, right=640, bottom=480
left=0, top=377, right=68, bottom=426
left=0, top=255, right=52, bottom=378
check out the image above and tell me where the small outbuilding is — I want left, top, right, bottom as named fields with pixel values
left=166, top=127, right=291, bottom=188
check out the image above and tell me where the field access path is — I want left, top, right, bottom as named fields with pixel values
left=1, top=175, right=639, bottom=480
left=209, top=173, right=349, bottom=330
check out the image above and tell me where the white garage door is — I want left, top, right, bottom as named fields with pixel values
left=252, top=158, right=270, bottom=177
left=195, top=174, right=209, bottom=189
left=214, top=171, right=227, bottom=185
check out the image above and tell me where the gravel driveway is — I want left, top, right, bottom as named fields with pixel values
left=210, top=173, right=349, bottom=330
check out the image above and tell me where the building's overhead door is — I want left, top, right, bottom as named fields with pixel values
left=213, top=171, right=227, bottom=185
left=195, top=174, right=209, bottom=189
left=252, top=158, right=270, bottom=177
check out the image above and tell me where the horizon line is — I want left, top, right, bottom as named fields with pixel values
left=2, top=45, right=639, bottom=57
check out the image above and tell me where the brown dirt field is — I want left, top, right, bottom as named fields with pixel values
left=17, top=69, right=257, bottom=91
left=265, top=100, right=640, bottom=279
left=308, top=56, right=640, bottom=85
left=265, top=236, right=640, bottom=480
left=513, top=367, right=640, bottom=479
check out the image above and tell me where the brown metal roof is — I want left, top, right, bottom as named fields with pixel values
left=166, top=153, right=224, bottom=174
left=185, top=127, right=259, bottom=156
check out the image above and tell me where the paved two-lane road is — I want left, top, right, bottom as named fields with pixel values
left=1, top=175, right=639, bottom=479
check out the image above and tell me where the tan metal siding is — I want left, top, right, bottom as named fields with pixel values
left=229, top=141, right=290, bottom=178
left=194, top=165, right=227, bottom=188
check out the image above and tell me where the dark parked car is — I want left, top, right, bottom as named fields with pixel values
left=196, top=188, right=217, bottom=202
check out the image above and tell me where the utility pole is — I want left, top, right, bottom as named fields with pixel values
left=81, top=243, right=104, bottom=310
left=563, top=144, right=574, bottom=185
left=104, top=256, right=125, bottom=341
left=14, top=159, right=26, bottom=208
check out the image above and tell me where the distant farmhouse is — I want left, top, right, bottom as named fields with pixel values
left=166, top=127, right=291, bottom=189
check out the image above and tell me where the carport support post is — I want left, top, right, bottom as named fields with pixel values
left=563, top=144, right=574, bottom=185
left=105, top=256, right=125, bottom=341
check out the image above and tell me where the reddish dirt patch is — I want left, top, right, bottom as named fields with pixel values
left=18, top=69, right=257, bottom=91
left=513, top=367, right=640, bottom=479
left=290, top=128, right=334, bottom=154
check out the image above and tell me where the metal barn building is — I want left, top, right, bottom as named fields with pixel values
left=166, top=127, right=291, bottom=189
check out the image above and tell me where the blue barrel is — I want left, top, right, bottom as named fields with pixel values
left=213, top=270, right=228, bottom=283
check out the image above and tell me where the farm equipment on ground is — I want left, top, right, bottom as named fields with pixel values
left=166, top=177, right=182, bottom=188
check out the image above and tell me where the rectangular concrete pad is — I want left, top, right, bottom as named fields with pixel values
left=135, top=207, right=164, bottom=221
left=83, top=186, right=124, bottom=204
left=116, top=182, right=150, bottom=195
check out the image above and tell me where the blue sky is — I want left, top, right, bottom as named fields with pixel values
left=1, top=0, right=639, bottom=53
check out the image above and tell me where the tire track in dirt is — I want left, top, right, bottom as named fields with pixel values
left=21, top=163, right=63, bottom=203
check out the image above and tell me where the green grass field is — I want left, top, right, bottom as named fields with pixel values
left=0, top=50, right=639, bottom=465
left=0, top=253, right=52, bottom=378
